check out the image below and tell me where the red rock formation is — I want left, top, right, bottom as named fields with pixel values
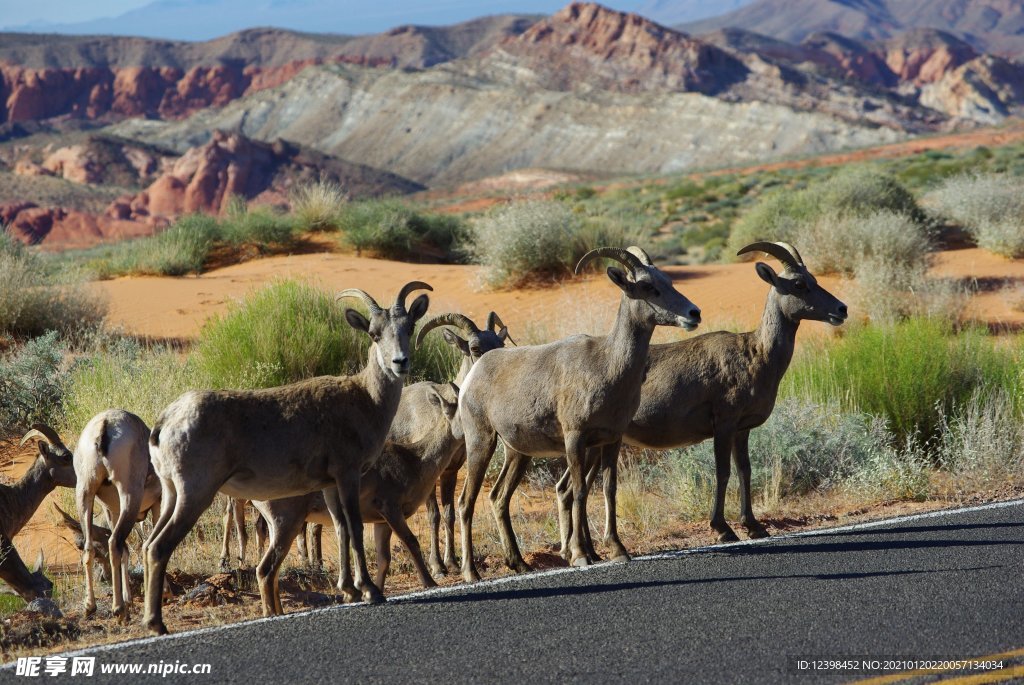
left=1, top=201, right=157, bottom=248
left=879, top=30, right=978, bottom=85
left=493, top=2, right=748, bottom=94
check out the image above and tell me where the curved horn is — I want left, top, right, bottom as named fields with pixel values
left=626, top=245, right=654, bottom=266
left=337, top=288, right=383, bottom=314
left=574, top=247, right=645, bottom=276
left=416, top=313, right=480, bottom=349
left=394, top=281, right=433, bottom=313
left=486, top=311, right=516, bottom=345
left=736, top=241, right=804, bottom=271
left=20, top=423, right=63, bottom=448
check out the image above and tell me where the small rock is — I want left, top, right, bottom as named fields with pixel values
left=25, top=598, right=62, bottom=618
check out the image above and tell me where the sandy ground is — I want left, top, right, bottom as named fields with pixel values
left=93, top=247, right=1024, bottom=345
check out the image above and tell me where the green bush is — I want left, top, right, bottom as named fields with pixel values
left=94, top=214, right=220, bottom=277
left=62, top=336, right=201, bottom=431
left=800, top=210, right=933, bottom=276
left=193, top=280, right=368, bottom=390
left=926, top=173, right=1024, bottom=257
left=0, top=331, right=67, bottom=437
left=782, top=318, right=1020, bottom=446
left=339, top=199, right=469, bottom=261
left=728, top=167, right=924, bottom=256
left=220, top=201, right=298, bottom=247
left=0, top=232, right=106, bottom=336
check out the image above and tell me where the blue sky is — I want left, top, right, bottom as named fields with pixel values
left=0, top=0, right=743, bottom=39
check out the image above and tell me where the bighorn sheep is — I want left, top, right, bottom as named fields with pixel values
left=143, top=282, right=431, bottom=634
left=457, top=246, right=701, bottom=580
left=0, top=429, right=76, bottom=600
left=29, top=412, right=161, bottom=619
left=251, top=382, right=462, bottom=615
left=408, top=310, right=511, bottom=575
left=533, top=242, right=848, bottom=562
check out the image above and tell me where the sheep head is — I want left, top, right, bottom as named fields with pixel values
left=576, top=246, right=701, bottom=331
left=339, top=282, right=433, bottom=378
left=20, top=424, right=76, bottom=488
left=738, top=241, right=848, bottom=326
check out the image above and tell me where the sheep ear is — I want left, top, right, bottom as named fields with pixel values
left=441, top=329, right=471, bottom=357
left=407, top=294, right=430, bottom=322
left=345, top=309, right=370, bottom=333
left=754, top=262, right=779, bottom=287
left=606, top=267, right=635, bottom=295
left=33, top=549, right=44, bottom=573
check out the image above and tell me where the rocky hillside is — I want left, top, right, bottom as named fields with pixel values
left=0, top=16, right=533, bottom=123
left=680, top=0, right=1024, bottom=56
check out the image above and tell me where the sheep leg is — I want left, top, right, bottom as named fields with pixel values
left=440, top=449, right=464, bottom=572
left=556, top=455, right=601, bottom=563
left=599, top=441, right=630, bottom=562
left=334, top=478, right=384, bottom=604
left=232, top=498, right=248, bottom=567
left=381, top=503, right=437, bottom=590
left=565, top=431, right=592, bottom=567
left=425, top=492, right=445, bottom=577
left=711, top=429, right=740, bottom=543
left=373, top=522, right=392, bottom=593
left=254, top=510, right=268, bottom=560
left=458, top=429, right=497, bottom=583
left=255, top=512, right=304, bottom=617
left=110, top=490, right=142, bottom=621
left=733, top=430, right=769, bottom=539
left=309, top=523, right=322, bottom=569
left=219, top=498, right=233, bottom=570
left=323, top=487, right=358, bottom=601
left=142, top=477, right=176, bottom=611
left=297, top=522, right=309, bottom=566
left=76, top=486, right=98, bottom=616
left=489, top=449, right=532, bottom=573
left=143, top=483, right=215, bottom=635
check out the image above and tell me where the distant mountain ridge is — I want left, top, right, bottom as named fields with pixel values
left=679, top=0, right=1024, bottom=56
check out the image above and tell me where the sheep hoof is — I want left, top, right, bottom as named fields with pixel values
left=746, top=526, right=770, bottom=540
left=609, top=552, right=631, bottom=564
left=362, top=587, right=385, bottom=605
left=507, top=558, right=533, bottom=574
left=83, top=603, right=96, bottom=618
left=570, top=555, right=592, bottom=568
left=429, top=565, right=447, bottom=578
left=144, top=617, right=168, bottom=636
left=462, top=568, right=481, bottom=583
left=716, top=530, right=740, bottom=543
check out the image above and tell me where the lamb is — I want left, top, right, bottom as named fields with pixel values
left=142, top=282, right=431, bottom=634
left=30, top=412, right=160, bottom=619
left=0, top=428, right=76, bottom=599
left=457, top=246, right=701, bottom=580
left=250, top=382, right=462, bottom=615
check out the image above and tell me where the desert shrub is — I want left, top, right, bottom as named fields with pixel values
left=61, top=336, right=201, bottom=431
left=291, top=180, right=348, bottom=233
left=728, top=167, right=924, bottom=255
left=193, top=280, right=368, bottom=390
left=95, top=214, right=220, bottom=277
left=470, top=200, right=652, bottom=288
left=934, top=390, right=1024, bottom=487
left=220, top=200, right=298, bottom=247
left=0, top=232, right=106, bottom=336
left=470, top=200, right=583, bottom=287
left=782, top=317, right=1019, bottom=446
left=339, top=199, right=469, bottom=261
left=0, top=332, right=68, bottom=437
left=800, top=210, right=933, bottom=276
left=926, top=173, right=1024, bottom=257
left=410, top=327, right=462, bottom=384
left=852, top=255, right=968, bottom=324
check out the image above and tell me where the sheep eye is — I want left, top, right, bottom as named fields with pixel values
left=793, top=280, right=807, bottom=291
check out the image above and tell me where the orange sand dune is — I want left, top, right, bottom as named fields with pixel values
left=97, top=253, right=852, bottom=343
left=97, top=248, right=1024, bottom=344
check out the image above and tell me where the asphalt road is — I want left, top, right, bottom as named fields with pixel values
left=5, top=501, right=1024, bottom=684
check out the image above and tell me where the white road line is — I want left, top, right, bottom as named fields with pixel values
left=6, top=497, right=1022, bottom=665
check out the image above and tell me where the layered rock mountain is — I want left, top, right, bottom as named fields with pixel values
left=0, top=16, right=534, bottom=123
left=679, top=0, right=1024, bottom=57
